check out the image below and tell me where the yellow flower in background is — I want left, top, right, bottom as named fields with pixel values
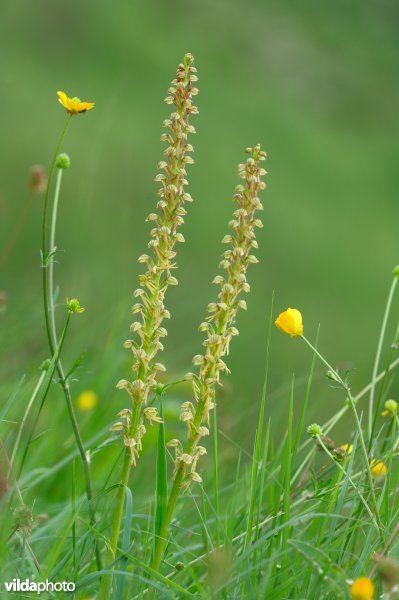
left=57, top=91, right=95, bottom=115
left=370, top=459, right=387, bottom=478
left=349, top=577, right=375, bottom=600
left=275, top=308, right=303, bottom=337
left=77, top=390, right=98, bottom=411
left=339, top=443, right=353, bottom=456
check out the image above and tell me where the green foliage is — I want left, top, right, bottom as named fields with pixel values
left=1, top=4, right=399, bottom=599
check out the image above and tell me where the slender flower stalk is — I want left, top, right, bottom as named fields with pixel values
left=41, top=105, right=101, bottom=569
left=152, top=144, right=267, bottom=571
left=368, top=270, right=399, bottom=436
left=99, top=53, right=198, bottom=598
left=310, top=430, right=377, bottom=527
left=9, top=370, right=46, bottom=476
left=301, top=334, right=385, bottom=542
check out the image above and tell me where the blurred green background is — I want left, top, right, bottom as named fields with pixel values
left=1, top=0, right=399, bottom=490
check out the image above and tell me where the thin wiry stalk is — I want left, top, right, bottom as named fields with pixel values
left=41, top=116, right=71, bottom=350
left=316, top=436, right=376, bottom=526
left=9, top=370, right=46, bottom=476
left=368, top=274, right=398, bottom=435
left=41, top=139, right=101, bottom=570
left=302, top=335, right=385, bottom=543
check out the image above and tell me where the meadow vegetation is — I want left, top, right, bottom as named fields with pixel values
left=1, top=34, right=399, bottom=600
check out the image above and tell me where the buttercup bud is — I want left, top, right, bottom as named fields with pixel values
left=56, top=153, right=71, bottom=170
left=66, top=297, right=85, bottom=314
left=307, top=423, right=322, bottom=438
left=275, top=308, right=303, bottom=337
left=382, top=399, right=398, bottom=417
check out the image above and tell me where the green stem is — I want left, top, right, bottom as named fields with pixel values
left=152, top=463, right=185, bottom=572
left=99, top=399, right=144, bottom=598
left=368, top=276, right=398, bottom=436
left=9, top=370, right=46, bottom=475
left=48, top=168, right=63, bottom=344
left=41, top=118, right=102, bottom=571
left=301, top=335, right=385, bottom=543
left=98, top=449, right=132, bottom=600
left=42, top=115, right=71, bottom=351
left=213, top=402, right=220, bottom=547
left=370, top=317, right=399, bottom=448
left=316, top=436, right=376, bottom=526
left=152, top=395, right=207, bottom=571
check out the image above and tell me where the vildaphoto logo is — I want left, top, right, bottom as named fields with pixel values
left=3, top=579, right=75, bottom=594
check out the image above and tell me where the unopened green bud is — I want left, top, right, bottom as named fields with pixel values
left=66, top=297, right=85, bottom=314
left=40, top=358, right=51, bottom=372
left=56, top=153, right=70, bottom=170
left=384, top=399, right=398, bottom=415
left=154, top=383, right=166, bottom=396
left=307, top=423, right=322, bottom=438
left=393, top=265, right=399, bottom=277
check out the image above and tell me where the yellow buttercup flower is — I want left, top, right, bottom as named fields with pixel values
left=370, top=459, right=387, bottom=478
left=339, top=443, right=353, bottom=456
left=57, top=91, right=94, bottom=115
left=349, top=577, right=375, bottom=600
left=275, top=308, right=303, bottom=337
left=77, top=390, right=98, bottom=411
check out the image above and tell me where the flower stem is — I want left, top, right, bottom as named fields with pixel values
left=152, top=398, right=207, bottom=571
left=42, top=115, right=71, bottom=350
left=98, top=449, right=131, bottom=600
left=301, top=335, right=385, bottom=543
left=48, top=168, right=63, bottom=343
left=316, top=435, right=376, bottom=527
left=99, top=394, right=145, bottom=597
left=41, top=117, right=102, bottom=571
left=368, top=276, right=398, bottom=436
left=152, top=463, right=185, bottom=572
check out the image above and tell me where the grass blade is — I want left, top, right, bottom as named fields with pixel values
left=154, top=395, right=167, bottom=548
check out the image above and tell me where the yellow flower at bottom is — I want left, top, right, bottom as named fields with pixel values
left=349, top=577, right=375, bottom=600
left=275, top=308, right=303, bottom=337
left=77, top=390, right=98, bottom=411
left=370, top=459, right=387, bottom=478
left=57, top=91, right=95, bottom=115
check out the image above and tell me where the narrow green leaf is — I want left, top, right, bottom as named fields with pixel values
left=115, top=486, right=133, bottom=600
left=154, top=395, right=167, bottom=546
left=0, top=375, right=25, bottom=424
left=244, top=294, right=273, bottom=551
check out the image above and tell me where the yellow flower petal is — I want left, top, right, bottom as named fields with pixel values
left=57, top=91, right=68, bottom=108
left=77, top=101, right=95, bottom=113
left=275, top=308, right=303, bottom=337
left=349, top=577, right=375, bottom=600
left=57, top=91, right=95, bottom=115
left=370, top=458, right=387, bottom=478
left=339, top=443, right=353, bottom=456
left=77, top=390, right=98, bottom=411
